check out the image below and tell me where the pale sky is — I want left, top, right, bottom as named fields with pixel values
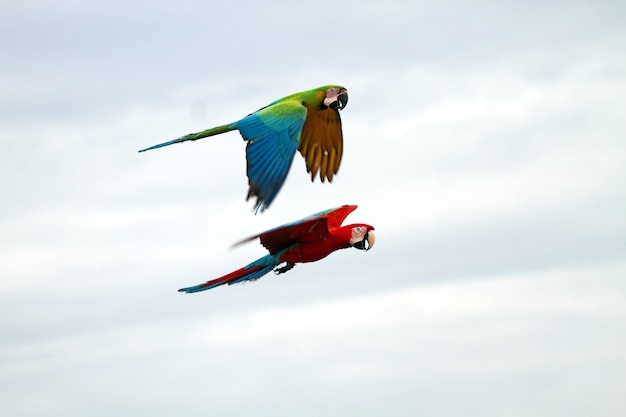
left=1, top=1, right=625, bottom=416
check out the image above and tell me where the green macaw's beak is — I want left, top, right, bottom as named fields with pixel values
left=332, top=90, right=349, bottom=110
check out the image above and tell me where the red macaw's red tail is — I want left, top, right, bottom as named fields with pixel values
left=178, top=255, right=277, bottom=293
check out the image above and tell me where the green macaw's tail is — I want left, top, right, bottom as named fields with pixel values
left=138, top=122, right=237, bottom=152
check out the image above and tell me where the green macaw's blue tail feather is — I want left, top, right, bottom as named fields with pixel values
left=178, top=254, right=278, bottom=293
left=138, top=122, right=237, bottom=152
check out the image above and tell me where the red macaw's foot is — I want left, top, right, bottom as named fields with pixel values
left=274, top=262, right=295, bottom=275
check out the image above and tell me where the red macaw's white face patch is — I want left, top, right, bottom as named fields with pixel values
left=350, top=225, right=375, bottom=251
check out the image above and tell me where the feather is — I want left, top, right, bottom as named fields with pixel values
left=178, top=255, right=277, bottom=293
left=298, top=106, right=343, bottom=183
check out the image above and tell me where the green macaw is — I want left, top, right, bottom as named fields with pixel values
left=139, top=85, right=349, bottom=212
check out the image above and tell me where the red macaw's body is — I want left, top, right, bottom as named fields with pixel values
left=178, top=205, right=375, bottom=293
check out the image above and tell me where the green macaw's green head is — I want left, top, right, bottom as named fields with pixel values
left=323, top=87, right=348, bottom=110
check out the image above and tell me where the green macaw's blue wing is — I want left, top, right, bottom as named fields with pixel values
left=237, top=101, right=307, bottom=212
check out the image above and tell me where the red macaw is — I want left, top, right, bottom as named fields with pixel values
left=178, top=205, right=375, bottom=293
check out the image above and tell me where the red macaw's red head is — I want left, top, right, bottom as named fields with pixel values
left=323, top=87, right=349, bottom=110
left=348, top=224, right=376, bottom=251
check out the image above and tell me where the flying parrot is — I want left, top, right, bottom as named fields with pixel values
left=178, top=205, right=375, bottom=293
left=139, top=85, right=349, bottom=213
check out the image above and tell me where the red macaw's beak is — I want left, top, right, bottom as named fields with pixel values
left=353, top=230, right=375, bottom=251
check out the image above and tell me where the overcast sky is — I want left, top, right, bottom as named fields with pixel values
left=1, top=1, right=625, bottom=416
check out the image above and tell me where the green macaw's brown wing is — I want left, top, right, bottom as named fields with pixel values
left=298, top=106, right=343, bottom=182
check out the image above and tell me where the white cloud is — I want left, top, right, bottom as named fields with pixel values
left=1, top=2, right=625, bottom=417
left=3, top=261, right=625, bottom=416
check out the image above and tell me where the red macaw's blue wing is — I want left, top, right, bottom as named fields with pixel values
left=233, top=205, right=358, bottom=255
left=236, top=100, right=308, bottom=212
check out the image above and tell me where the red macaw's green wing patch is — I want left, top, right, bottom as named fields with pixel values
left=298, top=106, right=344, bottom=182
left=233, top=205, right=358, bottom=255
